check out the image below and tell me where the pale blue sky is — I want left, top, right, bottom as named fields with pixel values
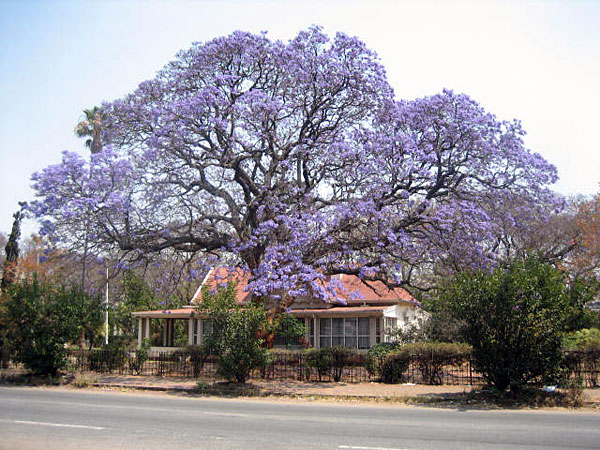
left=1, top=0, right=599, bottom=237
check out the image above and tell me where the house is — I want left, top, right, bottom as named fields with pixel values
left=132, top=267, right=428, bottom=352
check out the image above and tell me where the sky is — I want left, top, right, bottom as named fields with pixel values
left=1, top=0, right=599, bottom=237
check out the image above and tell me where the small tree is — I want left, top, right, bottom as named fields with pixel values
left=441, top=258, right=583, bottom=391
left=199, top=283, right=268, bottom=383
left=1, top=278, right=103, bottom=375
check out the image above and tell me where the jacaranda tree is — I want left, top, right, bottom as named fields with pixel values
left=31, top=27, right=560, bottom=308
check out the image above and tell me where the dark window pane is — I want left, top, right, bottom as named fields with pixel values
left=358, top=318, right=370, bottom=336
left=320, top=318, right=331, bottom=336
left=358, top=336, right=370, bottom=349
left=345, top=336, right=357, bottom=348
left=332, top=336, right=344, bottom=347
left=202, top=319, right=213, bottom=335
left=344, top=318, right=357, bottom=336
left=332, top=318, right=344, bottom=336
left=320, top=337, right=331, bottom=348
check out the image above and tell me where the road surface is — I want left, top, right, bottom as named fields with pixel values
left=0, top=386, right=598, bottom=449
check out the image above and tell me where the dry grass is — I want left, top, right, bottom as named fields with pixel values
left=71, top=372, right=98, bottom=388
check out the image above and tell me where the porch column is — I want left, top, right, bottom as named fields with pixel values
left=169, top=319, right=175, bottom=346
left=188, top=318, right=194, bottom=345
left=144, top=317, right=150, bottom=343
left=314, top=317, right=320, bottom=349
left=304, top=318, right=310, bottom=345
left=137, top=318, right=143, bottom=348
left=369, top=317, right=377, bottom=348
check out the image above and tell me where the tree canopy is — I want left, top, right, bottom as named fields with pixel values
left=31, top=27, right=560, bottom=306
left=439, top=258, right=591, bottom=391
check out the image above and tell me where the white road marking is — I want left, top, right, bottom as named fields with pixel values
left=202, top=411, right=250, bottom=418
left=339, top=446, right=414, bottom=450
left=11, top=420, right=105, bottom=430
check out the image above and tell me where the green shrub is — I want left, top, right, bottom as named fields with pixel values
left=365, top=342, right=396, bottom=378
left=380, top=350, right=411, bottom=384
left=130, top=338, right=151, bottom=375
left=200, top=284, right=269, bottom=383
left=440, top=258, right=586, bottom=391
left=563, top=328, right=600, bottom=351
left=562, top=337, right=600, bottom=387
left=330, top=346, right=352, bottom=382
left=401, top=342, right=471, bottom=385
left=89, top=344, right=127, bottom=373
left=304, top=348, right=333, bottom=381
left=0, top=278, right=103, bottom=376
left=184, top=345, right=208, bottom=378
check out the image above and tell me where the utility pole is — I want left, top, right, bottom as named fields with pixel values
left=105, top=266, right=109, bottom=346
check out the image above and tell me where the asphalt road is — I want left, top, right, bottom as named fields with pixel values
left=0, top=386, right=599, bottom=450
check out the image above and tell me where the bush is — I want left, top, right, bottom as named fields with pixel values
left=330, top=346, right=351, bottom=382
left=304, top=348, right=333, bottom=381
left=563, top=328, right=600, bottom=351
left=183, top=345, right=209, bottom=378
left=380, top=350, right=411, bottom=384
left=130, top=338, right=151, bottom=375
left=200, top=284, right=269, bottom=383
left=0, top=278, right=103, bottom=376
left=440, top=258, right=586, bottom=391
left=563, top=338, right=600, bottom=387
left=401, top=342, right=471, bottom=385
left=365, top=342, right=396, bottom=379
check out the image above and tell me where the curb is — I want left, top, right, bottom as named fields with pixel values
left=91, top=382, right=600, bottom=408
left=93, top=383, right=193, bottom=393
left=91, top=382, right=447, bottom=404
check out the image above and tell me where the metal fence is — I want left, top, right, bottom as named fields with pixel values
left=63, top=349, right=484, bottom=385
left=564, top=350, right=600, bottom=388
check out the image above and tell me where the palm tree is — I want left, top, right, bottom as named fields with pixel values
left=74, top=107, right=104, bottom=291
left=75, top=106, right=103, bottom=154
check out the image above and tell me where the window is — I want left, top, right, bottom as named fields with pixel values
left=384, top=317, right=398, bottom=342
left=318, top=318, right=370, bottom=349
left=193, top=319, right=199, bottom=345
left=202, top=319, right=213, bottom=337
left=309, top=318, right=315, bottom=347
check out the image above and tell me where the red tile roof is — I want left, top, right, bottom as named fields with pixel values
left=192, top=267, right=252, bottom=304
left=192, top=268, right=416, bottom=306
left=326, top=274, right=416, bottom=305
left=290, top=305, right=389, bottom=317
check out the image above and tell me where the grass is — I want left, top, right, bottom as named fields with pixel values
left=71, top=372, right=98, bottom=388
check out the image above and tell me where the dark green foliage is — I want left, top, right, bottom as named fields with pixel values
left=562, top=278, right=600, bottom=332
left=380, top=350, right=411, bottom=384
left=304, top=348, right=333, bottom=381
left=89, top=343, right=127, bottom=373
left=200, top=284, right=269, bottom=383
left=1, top=203, right=25, bottom=290
left=365, top=342, right=396, bottom=378
left=130, top=338, right=151, bottom=375
left=272, top=313, right=306, bottom=347
left=113, top=270, right=161, bottom=340
left=440, top=258, right=583, bottom=391
left=1, top=278, right=103, bottom=375
left=175, top=345, right=209, bottom=378
left=420, top=298, right=467, bottom=343
left=400, top=342, right=471, bottom=385
left=58, top=284, right=104, bottom=349
left=330, top=346, right=350, bottom=382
